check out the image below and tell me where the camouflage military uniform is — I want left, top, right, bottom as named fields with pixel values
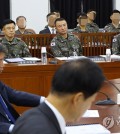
left=72, top=26, right=87, bottom=33
left=73, top=22, right=99, bottom=33
left=50, top=33, right=82, bottom=57
left=86, top=22, right=99, bottom=32
left=0, top=37, right=31, bottom=58
left=104, top=23, right=120, bottom=32
left=112, top=34, right=120, bottom=54
left=15, top=29, right=34, bottom=34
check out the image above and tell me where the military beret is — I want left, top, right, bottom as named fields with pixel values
left=1, top=19, right=15, bottom=30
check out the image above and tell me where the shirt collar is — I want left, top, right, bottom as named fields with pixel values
left=48, top=26, right=56, bottom=34
left=45, top=100, right=66, bottom=134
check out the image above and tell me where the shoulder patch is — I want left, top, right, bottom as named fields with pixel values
left=113, top=38, right=117, bottom=42
left=50, top=42, right=56, bottom=46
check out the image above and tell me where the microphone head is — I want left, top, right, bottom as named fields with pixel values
left=49, top=60, right=58, bottom=64
left=95, top=98, right=116, bottom=105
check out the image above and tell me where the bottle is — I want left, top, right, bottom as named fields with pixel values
left=41, top=47, right=47, bottom=64
left=106, top=48, right=111, bottom=62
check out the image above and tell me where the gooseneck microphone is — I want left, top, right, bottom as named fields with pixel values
left=95, top=80, right=118, bottom=105
left=46, top=51, right=58, bottom=64
left=95, top=91, right=116, bottom=105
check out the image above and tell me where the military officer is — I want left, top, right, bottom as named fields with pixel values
left=112, top=33, right=120, bottom=54
left=73, top=12, right=99, bottom=33
left=104, top=10, right=120, bottom=32
left=50, top=18, right=82, bottom=57
left=0, top=19, right=31, bottom=58
left=86, top=9, right=99, bottom=32
left=73, top=12, right=88, bottom=33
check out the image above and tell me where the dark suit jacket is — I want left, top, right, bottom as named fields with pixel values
left=39, top=27, right=51, bottom=34
left=0, top=81, right=41, bottom=134
left=12, top=102, right=62, bottom=134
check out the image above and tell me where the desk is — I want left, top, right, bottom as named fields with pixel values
left=67, top=79, right=120, bottom=133
left=0, top=61, right=120, bottom=114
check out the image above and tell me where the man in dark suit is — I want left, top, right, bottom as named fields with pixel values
left=12, top=58, right=105, bottom=134
left=0, top=44, right=45, bottom=134
left=39, top=12, right=57, bottom=34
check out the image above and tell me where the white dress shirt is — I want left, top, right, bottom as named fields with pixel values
left=48, top=26, right=56, bottom=34
left=45, top=100, right=66, bottom=134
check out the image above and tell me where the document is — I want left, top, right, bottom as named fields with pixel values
left=5, top=58, right=25, bottom=63
left=66, top=124, right=111, bottom=134
left=82, top=110, right=99, bottom=117
left=22, top=57, right=41, bottom=61
left=56, top=56, right=87, bottom=61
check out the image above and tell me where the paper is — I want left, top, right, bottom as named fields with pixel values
left=82, top=110, right=99, bottom=117
left=23, top=57, right=41, bottom=61
left=56, top=56, right=87, bottom=61
left=100, top=55, right=120, bottom=60
left=66, top=124, right=111, bottom=134
left=5, top=58, right=25, bottom=63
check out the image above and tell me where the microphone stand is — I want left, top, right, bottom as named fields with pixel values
left=47, top=52, right=58, bottom=64
left=95, top=80, right=116, bottom=105
left=95, top=91, right=116, bottom=105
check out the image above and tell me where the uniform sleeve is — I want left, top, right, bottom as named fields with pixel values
left=21, top=41, right=32, bottom=57
left=50, top=38, right=64, bottom=57
left=74, top=35, right=83, bottom=56
left=112, top=36, right=120, bottom=55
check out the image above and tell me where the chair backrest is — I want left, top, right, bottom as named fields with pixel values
left=26, top=28, right=36, bottom=34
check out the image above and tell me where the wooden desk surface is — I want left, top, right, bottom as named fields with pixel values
left=67, top=79, right=120, bottom=133
left=1, top=60, right=120, bottom=131
left=1, top=60, right=120, bottom=132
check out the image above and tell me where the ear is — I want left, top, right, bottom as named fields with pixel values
left=72, top=92, right=84, bottom=106
left=110, top=15, right=112, bottom=20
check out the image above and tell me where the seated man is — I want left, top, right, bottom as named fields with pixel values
left=112, top=33, right=120, bottom=54
left=15, top=16, right=36, bottom=34
left=50, top=18, right=82, bottom=57
left=104, top=10, right=120, bottom=32
left=12, top=58, right=105, bottom=134
left=0, top=44, right=45, bottom=134
left=0, top=19, right=31, bottom=58
left=73, top=12, right=88, bottom=33
left=86, top=9, right=99, bottom=32
left=39, top=12, right=57, bottom=34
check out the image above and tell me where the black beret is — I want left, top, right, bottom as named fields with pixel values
left=1, top=19, right=15, bottom=29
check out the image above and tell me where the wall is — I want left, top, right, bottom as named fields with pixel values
left=115, top=0, right=120, bottom=10
left=11, top=0, right=49, bottom=34
left=10, top=1, right=119, bottom=34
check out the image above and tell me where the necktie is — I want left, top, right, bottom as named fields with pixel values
left=0, top=94, right=15, bottom=123
left=51, top=28, right=55, bottom=34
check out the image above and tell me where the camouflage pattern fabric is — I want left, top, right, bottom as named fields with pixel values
left=0, top=37, right=31, bottom=58
left=104, top=23, right=120, bottom=32
left=112, top=33, right=120, bottom=54
left=15, top=30, right=34, bottom=34
left=86, top=22, right=99, bottom=32
left=73, top=22, right=99, bottom=33
left=50, top=33, right=82, bottom=57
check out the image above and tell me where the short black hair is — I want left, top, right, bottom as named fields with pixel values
left=1, top=19, right=15, bottom=30
left=46, top=12, right=56, bottom=20
left=78, top=12, right=87, bottom=19
left=54, top=18, right=66, bottom=26
left=0, top=43, right=7, bottom=55
left=51, top=59, right=105, bottom=99
left=111, top=9, right=120, bottom=15
left=16, top=16, right=26, bottom=22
